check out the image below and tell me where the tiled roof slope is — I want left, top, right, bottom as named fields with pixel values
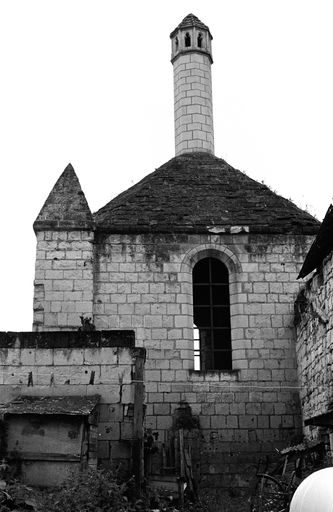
left=170, top=14, right=212, bottom=38
left=94, top=153, right=320, bottom=235
left=34, top=163, right=93, bottom=231
left=298, top=204, right=333, bottom=278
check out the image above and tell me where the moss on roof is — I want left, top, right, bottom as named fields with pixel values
left=34, top=163, right=93, bottom=231
left=94, top=152, right=320, bottom=235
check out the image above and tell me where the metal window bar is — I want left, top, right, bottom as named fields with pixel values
left=192, top=258, right=231, bottom=371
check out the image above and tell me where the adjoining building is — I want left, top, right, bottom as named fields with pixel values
left=295, top=205, right=333, bottom=453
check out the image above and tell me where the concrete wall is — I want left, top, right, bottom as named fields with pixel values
left=295, top=252, right=333, bottom=433
left=0, top=331, right=145, bottom=470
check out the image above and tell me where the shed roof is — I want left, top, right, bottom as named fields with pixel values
left=94, top=152, right=320, bottom=235
left=1, top=395, right=100, bottom=416
left=298, top=204, right=333, bottom=278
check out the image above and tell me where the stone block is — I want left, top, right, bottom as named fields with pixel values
left=98, top=421, right=120, bottom=441
left=20, top=349, right=35, bottom=365
left=157, top=415, right=173, bottom=430
left=154, top=403, right=171, bottom=415
left=161, top=370, right=175, bottom=382
left=91, top=384, right=121, bottom=403
left=97, top=440, right=110, bottom=460
left=239, top=415, right=258, bottom=429
left=121, top=422, right=134, bottom=440
left=111, top=441, right=131, bottom=460
left=226, top=416, right=238, bottom=428
left=99, top=403, right=123, bottom=422
left=53, top=348, right=84, bottom=366
left=35, top=349, right=53, bottom=366
left=121, top=384, right=134, bottom=404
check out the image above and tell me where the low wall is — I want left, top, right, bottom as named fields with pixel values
left=0, top=330, right=145, bottom=473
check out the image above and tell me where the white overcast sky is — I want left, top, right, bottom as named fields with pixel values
left=1, top=0, right=333, bottom=331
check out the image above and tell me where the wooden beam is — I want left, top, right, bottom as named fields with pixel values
left=133, top=354, right=145, bottom=491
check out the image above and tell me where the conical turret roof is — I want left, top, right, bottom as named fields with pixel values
left=34, top=164, right=93, bottom=231
left=170, top=14, right=212, bottom=38
left=94, top=153, right=319, bottom=235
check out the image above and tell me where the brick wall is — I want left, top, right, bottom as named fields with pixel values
left=0, top=331, right=145, bottom=470
left=33, top=230, right=94, bottom=330
left=295, top=252, right=333, bottom=434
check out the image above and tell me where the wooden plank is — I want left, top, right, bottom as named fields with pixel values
left=7, top=451, right=81, bottom=462
left=179, top=429, right=185, bottom=509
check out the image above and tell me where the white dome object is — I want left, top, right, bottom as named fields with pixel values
left=290, top=467, right=333, bottom=512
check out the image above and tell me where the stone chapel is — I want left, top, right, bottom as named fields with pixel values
left=30, top=14, right=320, bottom=487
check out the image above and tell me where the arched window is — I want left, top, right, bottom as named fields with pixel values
left=192, top=257, right=231, bottom=371
left=175, top=36, right=179, bottom=51
left=185, top=32, right=191, bottom=47
left=197, top=33, right=203, bottom=48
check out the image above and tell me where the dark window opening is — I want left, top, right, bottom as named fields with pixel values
left=197, top=33, right=203, bottom=48
left=185, top=32, right=191, bottom=47
left=175, top=37, right=179, bottom=51
left=193, top=257, right=231, bottom=371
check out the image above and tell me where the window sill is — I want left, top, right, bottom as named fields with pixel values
left=188, top=369, right=239, bottom=382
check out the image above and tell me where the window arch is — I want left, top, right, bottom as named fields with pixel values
left=185, top=32, right=191, bottom=47
left=197, top=33, right=203, bottom=48
left=193, top=257, right=231, bottom=371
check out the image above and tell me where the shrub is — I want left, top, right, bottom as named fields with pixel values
left=40, top=469, right=136, bottom=512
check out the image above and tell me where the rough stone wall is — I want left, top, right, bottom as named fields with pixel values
left=295, top=252, right=333, bottom=433
left=0, top=331, right=145, bottom=469
left=91, top=231, right=313, bottom=488
left=173, top=52, right=214, bottom=155
left=33, top=230, right=94, bottom=331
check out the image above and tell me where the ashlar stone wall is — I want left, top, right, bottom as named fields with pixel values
left=91, top=231, right=312, bottom=488
left=0, top=331, right=145, bottom=470
left=33, top=230, right=94, bottom=331
left=31, top=228, right=314, bottom=487
left=173, top=52, right=214, bottom=155
left=295, top=251, right=333, bottom=433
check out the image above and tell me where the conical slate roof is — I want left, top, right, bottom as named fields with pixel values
left=170, top=14, right=212, bottom=38
left=34, top=163, right=93, bottom=231
left=94, top=153, right=320, bottom=235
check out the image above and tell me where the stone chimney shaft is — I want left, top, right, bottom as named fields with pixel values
left=170, top=14, right=214, bottom=156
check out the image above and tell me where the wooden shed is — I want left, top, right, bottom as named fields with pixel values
left=2, top=395, right=100, bottom=487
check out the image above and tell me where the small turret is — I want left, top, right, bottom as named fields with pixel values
left=170, top=14, right=214, bottom=155
left=33, top=163, right=93, bottom=232
left=32, top=164, right=94, bottom=331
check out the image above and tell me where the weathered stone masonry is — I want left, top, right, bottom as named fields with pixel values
left=33, top=230, right=94, bottom=330
left=296, top=251, right=333, bottom=433
left=92, top=231, right=314, bottom=486
left=0, top=331, right=145, bottom=471
left=23, top=13, right=323, bottom=490
left=32, top=225, right=316, bottom=486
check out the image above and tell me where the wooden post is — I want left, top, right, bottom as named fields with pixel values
left=179, top=428, right=185, bottom=510
left=133, top=354, right=145, bottom=492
